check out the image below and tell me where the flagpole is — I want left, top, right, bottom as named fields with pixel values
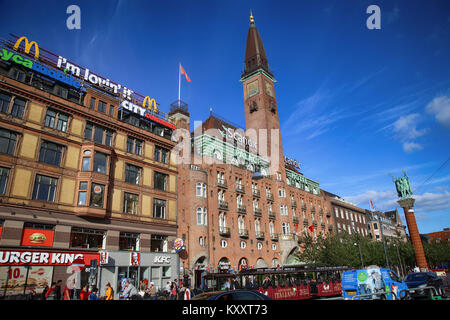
left=178, top=62, right=181, bottom=107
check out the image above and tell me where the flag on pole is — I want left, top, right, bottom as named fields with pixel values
left=180, top=64, right=191, bottom=82
left=369, top=200, right=375, bottom=211
left=308, top=224, right=314, bottom=233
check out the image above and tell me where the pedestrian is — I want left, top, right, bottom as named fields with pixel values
left=41, top=285, right=49, bottom=300
left=184, top=285, right=191, bottom=300
left=148, top=282, right=157, bottom=300
left=170, top=282, right=178, bottom=300
left=79, top=284, right=90, bottom=300
left=45, top=282, right=57, bottom=300
left=26, top=287, right=37, bottom=301
left=104, top=282, right=114, bottom=300
left=63, top=283, right=71, bottom=300
left=89, top=287, right=100, bottom=300
left=122, top=280, right=138, bottom=300
left=224, top=279, right=231, bottom=291
left=55, top=280, right=62, bottom=300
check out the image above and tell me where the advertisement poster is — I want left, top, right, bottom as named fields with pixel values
left=25, top=266, right=53, bottom=294
left=21, top=229, right=54, bottom=247
left=356, top=267, right=385, bottom=296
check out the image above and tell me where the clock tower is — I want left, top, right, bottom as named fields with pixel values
left=241, top=12, right=285, bottom=176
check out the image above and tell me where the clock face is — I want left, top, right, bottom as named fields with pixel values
left=247, top=80, right=259, bottom=97
left=265, top=81, right=273, bottom=97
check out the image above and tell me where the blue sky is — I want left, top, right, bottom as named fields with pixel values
left=1, top=0, right=449, bottom=234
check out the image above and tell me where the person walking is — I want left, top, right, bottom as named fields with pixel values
left=63, top=283, right=71, bottom=300
left=148, top=282, right=157, bottom=300
left=104, top=282, right=114, bottom=300
left=55, top=280, right=62, bottom=300
left=89, top=287, right=100, bottom=300
left=170, top=282, right=178, bottom=300
left=45, top=282, right=57, bottom=300
left=79, top=284, right=90, bottom=300
left=122, top=280, right=138, bottom=300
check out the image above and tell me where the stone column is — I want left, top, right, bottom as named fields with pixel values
left=397, top=198, right=428, bottom=271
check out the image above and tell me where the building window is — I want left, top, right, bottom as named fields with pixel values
left=39, top=141, right=63, bottom=166
left=0, top=167, right=10, bottom=194
left=55, top=86, right=68, bottom=99
left=154, top=146, right=169, bottom=163
left=125, top=164, right=141, bottom=185
left=82, top=156, right=91, bottom=171
left=44, top=109, right=69, bottom=132
left=154, top=171, right=168, bottom=191
left=199, top=237, right=206, bottom=247
left=196, top=183, right=207, bottom=197
left=282, top=222, right=290, bottom=235
left=90, top=97, right=96, bottom=109
left=32, top=174, right=58, bottom=202
left=153, top=199, right=166, bottom=219
left=84, top=122, right=113, bottom=147
left=109, top=105, right=114, bottom=116
left=0, top=92, right=11, bottom=114
left=77, top=181, right=88, bottom=205
left=126, top=137, right=143, bottom=155
left=278, top=188, right=286, bottom=198
left=93, top=152, right=107, bottom=174
left=123, top=192, right=139, bottom=215
left=220, top=240, right=227, bottom=248
left=90, top=183, right=105, bottom=208
left=196, top=207, right=207, bottom=225
left=70, top=227, right=105, bottom=249
left=98, top=100, right=107, bottom=113
left=119, top=232, right=139, bottom=251
left=151, top=235, right=168, bottom=252
left=0, top=129, right=17, bottom=155
left=10, top=98, right=26, bottom=119
left=280, top=205, right=288, bottom=216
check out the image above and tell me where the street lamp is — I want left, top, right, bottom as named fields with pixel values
left=354, top=242, right=364, bottom=268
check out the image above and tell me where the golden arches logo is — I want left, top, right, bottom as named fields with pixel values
left=142, top=96, right=158, bottom=113
left=13, top=36, right=39, bottom=60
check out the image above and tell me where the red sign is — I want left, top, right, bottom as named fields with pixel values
left=0, top=249, right=99, bottom=266
left=21, top=229, right=55, bottom=247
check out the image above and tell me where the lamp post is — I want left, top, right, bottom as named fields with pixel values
left=354, top=242, right=364, bottom=268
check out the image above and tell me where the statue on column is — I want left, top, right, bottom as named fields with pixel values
left=389, top=170, right=413, bottom=199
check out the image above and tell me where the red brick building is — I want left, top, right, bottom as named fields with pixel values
left=169, top=14, right=335, bottom=287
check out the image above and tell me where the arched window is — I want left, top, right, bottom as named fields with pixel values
left=197, top=207, right=207, bottom=225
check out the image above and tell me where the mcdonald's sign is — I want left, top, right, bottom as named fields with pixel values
left=13, top=36, right=39, bottom=60
left=143, top=96, right=158, bottom=113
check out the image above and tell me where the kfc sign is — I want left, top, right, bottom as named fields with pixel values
left=130, top=252, right=140, bottom=266
left=154, top=256, right=171, bottom=264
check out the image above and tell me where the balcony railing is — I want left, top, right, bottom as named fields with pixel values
left=239, top=228, right=249, bottom=238
left=237, top=205, right=247, bottom=214
left=301, top=204, right=306, bottom=210
left=253, top=208, right=262, bottom=217
left=255, top=231, right=265, bottom=240
left=219, top=226, right=230, bottom=237
left=291, top=200, right=297, bottom=207
left=268, top=212, right=276, bottom=220
left=303, top=218, right=309, bottom=226
left=235, top=185, right=245, bottom=193
left=293, top=217, right=299, bottom=224
left=218, top=200, right=229, bottom=210
left=266, top=193, right=274, bottom=201
left=217, top=179, right=227, bottom=188
left=280, top=233, right=296, bottom=241
left=252, top=189, right=261, bottom=198
left=270, top=233, right=279, bottom=241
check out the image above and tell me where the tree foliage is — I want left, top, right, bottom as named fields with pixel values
left=296, top=232, right=449, bottom=275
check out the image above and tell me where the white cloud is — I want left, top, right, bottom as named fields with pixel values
left=403, top=142, right=423, bottom=153
left=392, top=113, right=427, bottom=140
left=426, top=95, right=450, bottom=127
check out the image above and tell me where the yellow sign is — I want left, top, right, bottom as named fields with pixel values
left=13, top=36, right=39, bottom=60
left=142, top=96, right=158, bottom=113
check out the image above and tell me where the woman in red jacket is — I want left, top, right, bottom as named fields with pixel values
left=79, top=284, right=90, bottom=300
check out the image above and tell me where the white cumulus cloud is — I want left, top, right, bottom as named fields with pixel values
left=426, top=95, right=450, bottom=128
